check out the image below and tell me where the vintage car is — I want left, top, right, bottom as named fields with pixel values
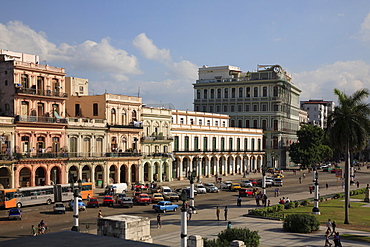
left=8, top=208, right=22, bottom=220
left=239, top=188, right=254, bottom=197
left=68, top=198, right=86, bottom=211
left=87, top=197, right=100, bottom=208
left=102, top=195, right=114, bottom=207
left=230, top=183, right=242, bottom=191
left=163, top=192, right=180, bottom=202
left=119, top=197, right=134, bottom=208
left=53, top=202, right=66, bottom=214
left=152, top=193, right=165, bottom=203
left=152, top=201, right=179, bottom=213
left=134, top=193, right=151, bottom=205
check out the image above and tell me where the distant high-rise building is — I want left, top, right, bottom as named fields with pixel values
left=193, top=65, right=302, bottom=169
left=300, top=100, right=335, bottom=129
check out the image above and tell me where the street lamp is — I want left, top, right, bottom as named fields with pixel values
left=262, top=156, right=267, bottom=197
left=180, top=190, right=188, bottom=247
left=71, top=179, right=82, bottom=232
left=189, top=169, right=196, bottom=208
left=312, top=168, right=320, bottom=215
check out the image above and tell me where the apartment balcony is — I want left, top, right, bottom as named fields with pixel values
left=141, top=135, right=173, bottom=142
left=142, top=152, right=173, bottom=158
left=13, top=152, right=69, bottom=160
left=15, top=115, right=68, bottom=124
left=105, top=152, right=141, bottom=157
left=107, top=122, right=143, bottom=129
left=15, top=88, right=68, bottom=98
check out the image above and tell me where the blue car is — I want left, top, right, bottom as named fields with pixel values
left=9, top=208, right=22, bottom=220
left=68, top=198, right=86, bottom=211
left=152, top=201, right=179, bottom=213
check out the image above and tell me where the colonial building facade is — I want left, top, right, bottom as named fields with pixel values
left=193, top=65, right=301, bottom=169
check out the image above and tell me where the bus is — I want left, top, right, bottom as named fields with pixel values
left=0, top=182, right=94, bottom=209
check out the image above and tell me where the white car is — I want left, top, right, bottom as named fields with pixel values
left=221, top=181, right=233, bottom=189
left=241, top=180, right=253, bottom=187
left=206, top=185, right=219, bottom=193
left=195, top=184, right=207, bottom=194
left=53, top=202, right=66, bottom=214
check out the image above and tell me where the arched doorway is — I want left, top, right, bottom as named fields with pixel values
left=109, top=165, right=116, bottom=184
left=161, top=162, right=167, bottom=181
left=131, top=164, right=136, bottom=183
left=210, top=157, right=215, bottom=175
left=95, top=165, right=103, bottom=187
left=19, top=167, right=31, bottom=187
left=50, top=166, right=60, bottom=185
left=120, top=165, right=127, bottom=183
left=0, top=167, right=10, bottom=188
left=153, top=162, right=160, bottom=181
left=82, top=165, right=91, bottom=182
left=144, top=163, right=150, bottom=181
left=68, top=166, right=79, bottom=183
left=35, top=166, right=46, bottom=186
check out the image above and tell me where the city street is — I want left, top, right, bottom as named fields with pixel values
left=0, top=166, right=369, bottom=243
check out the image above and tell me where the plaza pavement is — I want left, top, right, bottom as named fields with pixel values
left=147, top=171, right=370, bottom=247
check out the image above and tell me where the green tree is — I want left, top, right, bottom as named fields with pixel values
left=289, top=124, right=332, bottom=169
left=326, top=88, right=370, bottom=224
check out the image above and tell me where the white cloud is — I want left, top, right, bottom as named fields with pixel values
left=357, top=12, right=370, bottom=42
left=293, top=60, right=370, bottom=102
left=0, top=20, right=141, bottom=78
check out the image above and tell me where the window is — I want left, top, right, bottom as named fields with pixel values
left=238, top=105, right=242, bottom=112
left=253, top=104, right=258, bottom=111
left=202, top=106, right=206, bottom=112
left=217, top=89, right=221, bottom=98
left=231, top=105, right=234, bottom=112
left=21, top=74, right=29, bottom=88
left=79, top=86, right=84, bottom=94
left=273, top=120, right=278, bottom=131
left=224, top=88, right=228, bottom=98
left=273, top=104, right=279, bottom=111
left=70, top=137, right=77, bottom=157
left=239, top=87, right=243, bottom=98
left=195, top=106, right=200, bottom=112
left=251, top=138, right=255, bottom=151
left=254, top=87, right=258, bottom=97
left=231, top=88, right=236, bottom=98
left=258, top=139, right=261, bottom=151
left=93, top=103, right=98, bottom=116
left=246, top=87, right=250, bottom=97
left=262, top=104, right=267, bottom=111
left=174, top=136, right=179, bottom=151
left=180, top=118, right=184, bottom=124
left=111, top=108, right=116, bottom=124
left=246, top=120, right=250, bottom=128
left=75, top=104, right=81, bottom=117
left=199, top=119, right=203, bottom=125
left=210, top=105, right=214, bottom=112
left=203, top=89, right=208, bottom=99
left=203, top=137, right=208, bottom=151
left=245, top=105, right=250, bottom=112
left=262, top=120, right=267, bottom=130
left=190, top=119, right=194, bottom=125
left=229, top=138, right=233, bottom=151
left=221, top=138, right=225, bottom=151
left=184, top=136, right=189, bottom=151
left=197, top=90, right=201, bottom=99
left=237, top=138, right=241, bottom=151
left=223, top=105, right=228, bottom=112
left=263, top=86, right=267, bottom=97
left=230, top=119, right=235, bottom=127
left=238, top=120, right=242, bottom=127
left=210, top=89, right=215, bottom=99
left=216, top=105, right=220, bottom=112
left=5, top=80, right=7, bottom=86
left=273, top=86, right=278, bottom=97
left=273, top=136, right=278, bottom=149
left=207, top=120, right=210, bottom=126
left=253, top=120, right=258, bottom=128
left=212, top=137, right=217, bottom=151
left=194, top=137, right=199, bottom=151
left=215, top=121, right=218, bottom=126
left=222, top=121, right=226, bottom=127
left=244, top=138, right=248, bottom=151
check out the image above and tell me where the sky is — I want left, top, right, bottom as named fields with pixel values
left=1, top=1, right=370, bottom=110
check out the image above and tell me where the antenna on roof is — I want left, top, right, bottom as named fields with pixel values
left=138, top=87, right=140, bottom=97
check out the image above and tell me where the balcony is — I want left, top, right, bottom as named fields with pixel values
left=141, top=135, right=173, bottom=142
left=15, top=88, right=68, bottom=98
left=13, top=152, right=69, bottom=159
left=15, top=115, right=68, bottom=124
left=105, top=152, right=141, bottom=157
left=107, top=122, right=143, bottom=129
left=142, top=152, right=173, bottom=158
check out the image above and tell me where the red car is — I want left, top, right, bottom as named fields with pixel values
left=87, top=197, right=100, bottom=208
left=239, top=188, right=254, bottom=197
left=249, top=179, right=258, bottom=186
left=102, top=195, right=114, bottom=206
left=134, top=193, right=151, bottom=205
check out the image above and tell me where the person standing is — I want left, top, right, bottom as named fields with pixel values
left=98, top=210, right=103, bottom=218
left=299, top=177, right=302, bottom=184
left=227, top=221, right=232, bottom=229
left=237, top=196, right=242, bottom=206
left=331, top=220, right=337, bottom=233
left=326, top=183, right=329, bottom=190
left=324, top=229, right=332, bottom=247
left=31, top=225, right=37, bottom=236
left=224, top=206, right=228, bottom=221
left=333, top=231, right=342, bottom=247
left=356, top=180, right=360, bottom=188
left=327, top=219, right=332, bottom=231
left=216, top=206, right=220, bottom=221
left=187, top=206, right=193, bottom=220
left=157, top=213, right=162, bottom=228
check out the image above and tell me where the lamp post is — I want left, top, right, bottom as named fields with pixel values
left=196, top=156, right=201, bottom=183
left=180, top=190, right=188, bottom=247
left=262, top=157, right=267, bottom=196
left=312, top=168, right=320, bottom=215
left=189, top=169, right=196, bottom=208
left=71, top=179, right=82, bottom=232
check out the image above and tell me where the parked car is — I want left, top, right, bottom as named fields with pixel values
left=152, top=193, right=165, bottom=203
left=102, top=195, right=114, bottom=207
left=195, top=184, right=207, bottom=194
left=160, top=186, right=172, bottom=195
left=119, top=197, right=134, bottom=208
left=249, top=179, right=258, bottom=186
left=152, top=201, right=179, bottom=213
left=230, top=183, right=242, bottom=191
left=134, top=193, right=151, bottom=205
left=206, top=185, right=219, bottom=193
left=183, top=188, right=198, bottom=198
left=163, top=192, right=180, bottom=202
left=239, top=188, right=254, bottom=197
left=8, top=208, right=22, bottom=220
left=69, top=198, right=86, bottom=211
left=53, top=202, right=66, bottom=214
left=204, top=183, right=215, bottom=188
left=257, top=178, right=273, bottom=187
left=240, top=180, right=253, bottom=187
left=272, top=178, right=283, bottom=186
left=115, top=193, right=127, bottom=204
left=87, top=197, right=100, bottom=208
left=221, top=181, right=233, bottom=189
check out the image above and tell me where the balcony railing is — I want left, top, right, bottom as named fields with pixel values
left=15, top=115, right=68, bottom=124
left=13, top=152, right=69, bottom=159
left=15, top=88, right=68, bottom=98
left=141, top=135, right=173, bottom=142
left=11, top=151, right=141, bottom=160
left=105, top=152, right=141, bottom=157
left=107, top=123, right=143, bottom=129
left=142, top=152, right=172, bottom=158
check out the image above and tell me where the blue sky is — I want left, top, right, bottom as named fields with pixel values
left=1, top=1, right=370, bottom=110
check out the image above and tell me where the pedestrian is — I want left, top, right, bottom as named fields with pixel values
left=157, top=213, right=162, bottom=228
left=327, top=219, right=331, bottom=231
left=255, top=194, right=260, bottom=206
left=356, top=180, right=360, bottom=188
left=299, top=177, right=302, bottom=184
left=227, top=221, right=232, bottom=229
left=309, top=186, right=313, bottom=194
left=87, top=194, right=91, bottom=201
left=31, top=225, right=37, bottom=236
left=39, top=220, right=46, bottom=234
left=285, top=197, right=290, bottom=203
left=216, top=206, right=220, bottom=221
left=237, top=196, right=242, bottom=206
left=187, top=207, right=193, bottom=220
left=303, top=173, right=306, bottom=179
left=324, top=229, right=332, bottom=247
left=267, top=199, right=271, bottom=207
left=331, top=220, right=336, bottom=233
left=326, top=183, right=329, bottom=190
left=262, top=194, right=268, bottom=207
left=98, top=210, right=103, bottom=218
left=333, top=231, right=342, bottom=247
left=274, top=188, right=278, bottom=197
left=224, top=206, right=228, bottom=221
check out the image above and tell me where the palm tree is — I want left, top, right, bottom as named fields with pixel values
left=326, top=88, right=370, bottom=224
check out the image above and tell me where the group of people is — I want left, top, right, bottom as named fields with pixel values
left=31, top=220, right=47, bottom=236
left=324, top=219, right=341, bottom=246
left=278, top=197, right=290, bottom=204
left=215, top=206, right=228, bottom=221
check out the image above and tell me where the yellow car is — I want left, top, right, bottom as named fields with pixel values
left=274, top=174, right=284, bottom=178
left=151, top=193, right=164, bottom=203
left=230, top=183, right=241, bottom=191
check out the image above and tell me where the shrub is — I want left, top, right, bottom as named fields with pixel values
left=333, top=193, right=343, bottom=199
left=320, top=197, right=324, bottom=202
left=218, top=228, right=260, bottom=247
left=275, top=204, right=284, bottom=211
left=284, top=202, right=296, bottom=209
left=301, top=199, right=311, bottom=206
left=294, top=201, right=299, bottom=208
left=283, top=214, right=320, bottom=233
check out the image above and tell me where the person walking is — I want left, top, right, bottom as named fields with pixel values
left=224, top=206, right=228, bottom=221
left=324, top=229, right=332, bottom=246
left=327, top=219, right=332, bottom=231
left=156, top=213, right=162, bottom=228
left=331, top=220, right=337, bottom=233
left=216, top=206, right=220, bottom=221
left=237, top=196, right=242, bottom=206
left=356, top=180, right=360, bottom=188
left=326, top=183, right=329, bottom=190
left=333, top=231, right=342, bottom=247
left=299, top=177, right=302, bottom=184
left=31, top=225, right=37, bottom=236
left=187, top=207, right=193, bottom=220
